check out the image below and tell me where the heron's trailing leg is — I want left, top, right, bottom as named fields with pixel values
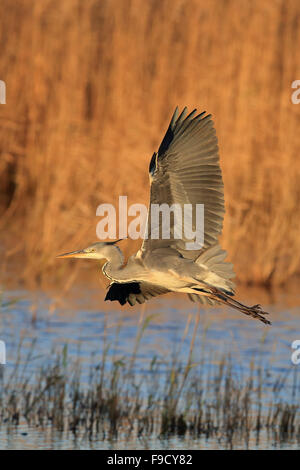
left=211, top=290, right=271, bottom=325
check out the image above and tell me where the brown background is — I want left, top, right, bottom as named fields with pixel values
left=0, top=0, right=300, bottom=287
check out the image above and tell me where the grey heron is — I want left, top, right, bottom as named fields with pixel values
left=58, top=107, right=270, bottom=325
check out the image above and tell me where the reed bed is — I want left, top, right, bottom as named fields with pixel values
left=0, top=316, right=299, bottom=449
left=0, top=0, right=300, bottom=286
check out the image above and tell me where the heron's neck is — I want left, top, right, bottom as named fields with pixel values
left=102, top=246, right=124, bottom=280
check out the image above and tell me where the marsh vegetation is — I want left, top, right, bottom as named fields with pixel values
left=0, top=289, right=299, bottom=449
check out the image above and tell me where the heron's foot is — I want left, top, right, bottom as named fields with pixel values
left=246, top=304, right=271, bottom=325
left=250, top=304, right=270, bottom=315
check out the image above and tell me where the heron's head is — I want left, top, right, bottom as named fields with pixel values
left=57, top=240, right=123, bottom=261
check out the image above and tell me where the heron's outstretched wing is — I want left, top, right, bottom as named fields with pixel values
left=139, top=107, right=225, bottom=260
left=105, top=281, right=169, bottom=306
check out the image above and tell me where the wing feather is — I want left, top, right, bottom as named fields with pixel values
left=140, top=107, right=225, bottom=260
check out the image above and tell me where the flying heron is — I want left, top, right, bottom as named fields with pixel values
left=58, top=107, right=270, bottom=325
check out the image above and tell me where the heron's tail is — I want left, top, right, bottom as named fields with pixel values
left=191, top=244, right=271, bottom=324
left=194, top=244, right=236, bottom=295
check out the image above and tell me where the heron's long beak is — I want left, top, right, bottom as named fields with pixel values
left=57, top=249, right=87, bottom=259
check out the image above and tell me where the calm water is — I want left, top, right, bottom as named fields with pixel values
left=0, top=285, right=299, bottom=449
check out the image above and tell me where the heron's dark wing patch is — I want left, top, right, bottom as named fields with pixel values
left=105, top=281, right=169, bottom=306
left=105, top=282, right=141, bottom=305
left=157, top=106, right=179, bottom=155
left=149, top=152, right=157, bottom=177
left=140, top=107, right=225, bottom=260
